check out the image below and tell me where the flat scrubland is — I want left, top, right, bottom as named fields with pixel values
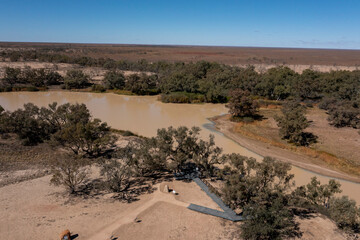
left=1, top=42, right=360, bottom=72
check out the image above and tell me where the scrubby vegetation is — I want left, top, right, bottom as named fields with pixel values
left=103, top=70, right=125, bottom=89
left=1, top=101, right=359, bottom=238
left=226, top=89, right=259, bottom=121
left=0, top=66, right=63, bottom=91
left=275, top=101, right=318, bottom=146
left=221, top=154, right=360, bottom=239
left=63, top=69, right=91, bottom=89
left=0, top=102, right=116, bottom=156
left=50, top=155, right=90, bottom=194
left=1, top=49, right=359, bottom=103
left=160, top=92, right=205, bottom=103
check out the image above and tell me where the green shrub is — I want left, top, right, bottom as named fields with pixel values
left=104, top=71, right=125, bottom=89
left=160, top=92, right=206, bottom=103
left=329, top=196, right=360, bottom=231
left=26, top=86, right=39, bottom=92
left=64, top=70, right=91, bottom=89
left=50, top=156, right=89, bottom=194
left=91, top=84, right=106, bottom=92
left=3, top=86, right=13, bottom=92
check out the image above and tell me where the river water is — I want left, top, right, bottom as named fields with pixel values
left=0, top=91, right=359, bottom=203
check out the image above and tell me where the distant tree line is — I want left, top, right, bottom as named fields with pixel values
left=1, top=49, right=359, bottom=129
left=1, top=49, right=359, bottom=99
left=0, top=67, right=63, bottom=91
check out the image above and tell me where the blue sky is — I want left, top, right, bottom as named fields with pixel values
left=0, top=0, right=359, bottom=49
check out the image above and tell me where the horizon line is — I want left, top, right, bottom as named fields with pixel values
left=1, top=40, right=360, bottom=51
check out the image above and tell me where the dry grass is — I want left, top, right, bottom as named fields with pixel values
left=0, top=135, right=56, bottom=172
left=233, top=107, right=360, bottom=177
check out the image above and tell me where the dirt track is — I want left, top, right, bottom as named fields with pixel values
left=88, top=184, right=189, bottom=240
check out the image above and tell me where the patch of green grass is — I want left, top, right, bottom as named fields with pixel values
left=160, top=92, right=206, bottom=103
left=111, top=89, right=135, bottom=95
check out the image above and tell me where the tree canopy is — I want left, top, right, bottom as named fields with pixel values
left=275, top=101, right=317, bottom=146
left=226, top=89, right=259, bottom=121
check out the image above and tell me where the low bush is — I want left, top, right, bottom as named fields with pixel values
left=64, top=70, right=91, bottom=89
left=26, top=86, right=39, bottom=92
left=91, top=84, right=106, bottom=93
left=327, top=104, right=360, bottom=129
left=100, top=159, right=132, bottom=193
left=50, top=156, right=90, bottom=194
left=160, top=92, right=206, bottom=103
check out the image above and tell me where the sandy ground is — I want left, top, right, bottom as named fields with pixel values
left=111, top=201, right=239, bottom=240
left=0, top=174, right=154, bottom=240
left=236, top=63, right=360, bottom=73
left=161, top=181, right=222, bottom=210
left=0, top=61, right=359, bottom=79
left=0, top=61, right=152, bottom=82
left=296, top=214, right=348, bottom=240
left=257, top=107, right=360, bottom=166
left=0, top=173, right=231, bottom=240
left=113, top=206, right=348, bottom=240
left=306, top=109, right=360, bottom=165
left=0, top=170, right=351, bottom=240
left=212, top=114, right=360, bottom=183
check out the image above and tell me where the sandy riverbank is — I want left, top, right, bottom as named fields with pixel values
left=211, top=114, right=360, bottom=184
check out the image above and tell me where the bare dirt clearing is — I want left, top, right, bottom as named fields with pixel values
left=111, top=201, right=240, bottom=240
left=0, top=174, right=153, bottom=240
left=296, top=214, right=348, bottom=240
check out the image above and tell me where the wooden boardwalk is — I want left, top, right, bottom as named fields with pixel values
left=189, top=178, right=244, bottom=221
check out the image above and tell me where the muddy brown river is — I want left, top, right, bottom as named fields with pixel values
left=0, top=91, right=359, bottom=203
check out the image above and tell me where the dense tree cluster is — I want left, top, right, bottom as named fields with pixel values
left=0, top=67, right=63, bottom=90
left=118, top=126, right=223, bottom=177
left=319, top=97, right=360, bottom=129
left=64, top=69, right=91, bottom=89
left=0, top=102, right=116, bottom=156
left=1, top=50, right=360, bottom=130
left=124, top=73, right=159, bottom=95
left=2, top=49, right=359, bottom=105
left=103, top=70, right=125, bottom=89
left=221, top=154, right=360, bottom=239
left=226, top=89, right=259, bottom=121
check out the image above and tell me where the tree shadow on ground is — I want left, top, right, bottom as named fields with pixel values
left=112, top=172, right=178, bottom=203
left=111, top=177, right=157, bottom=203
left=75, top=178, right=106, bottom=198
left=59, top=172, right=174, bottom=204
left=230, top=114, right=266, bottom=123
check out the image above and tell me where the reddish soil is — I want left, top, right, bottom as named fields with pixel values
left=1, top=42, right=360, bottom=67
